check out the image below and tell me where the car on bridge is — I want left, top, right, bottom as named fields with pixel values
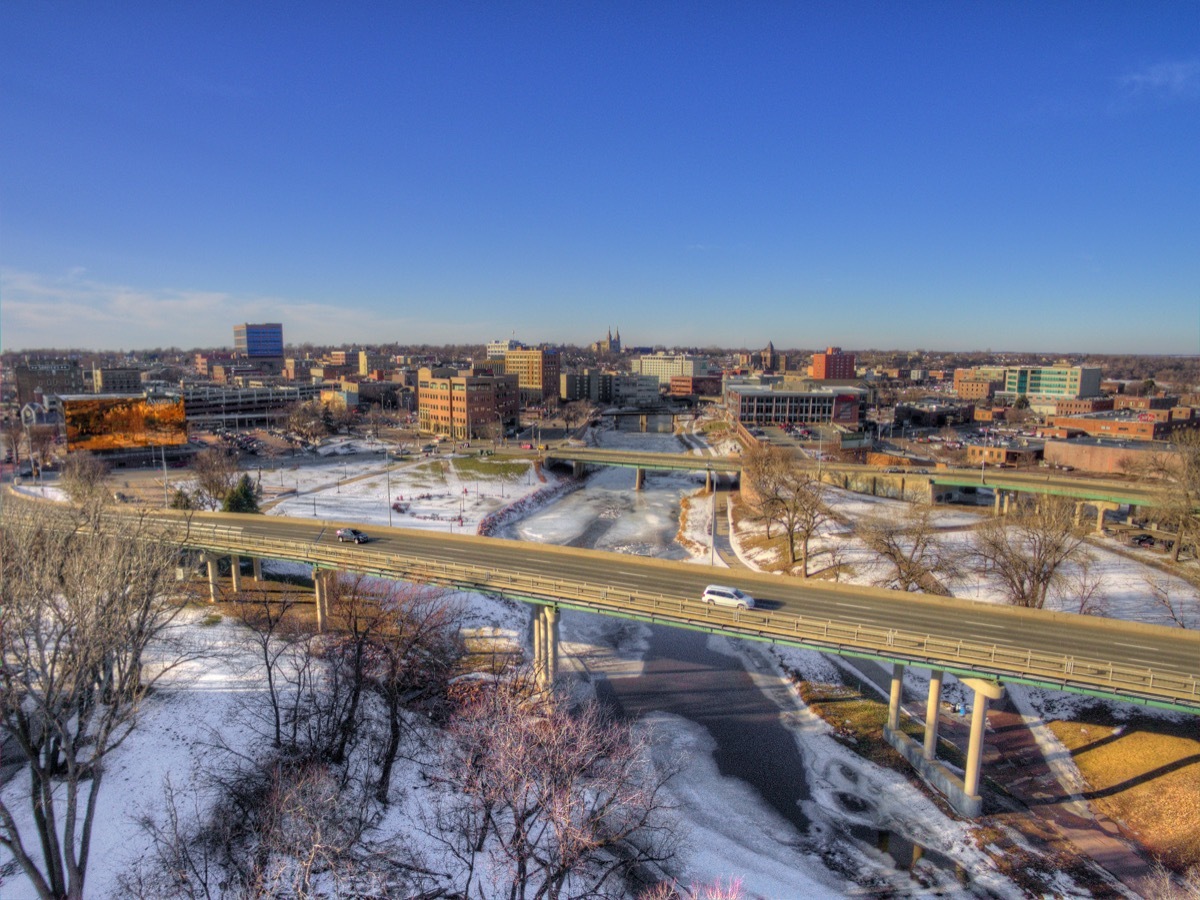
left=336, top=528, right=369, bottom=544
left=701, top=584, right=755, bottom=610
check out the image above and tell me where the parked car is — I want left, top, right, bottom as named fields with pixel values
left=336, top=528, right=369, bottom=544
left=701, top=584, right=755, bottom=610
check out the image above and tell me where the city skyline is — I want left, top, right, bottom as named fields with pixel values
left=2, top=4, right=1198, bottom=354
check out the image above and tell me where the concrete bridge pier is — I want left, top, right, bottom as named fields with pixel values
left=639, top=414, right=648, bottom=433
left=230, top=554, right=243, bottom=593
left=531, top=604, right=559, bottom=689
left=884, top=665, right=1004, bottom=818
left=205, top=554, right=220, bottom=603
left=312, top=567, right=332, bottom=632
left=924, top=669, right=943, bottom=760
left=252, top=557, right=263, bottom=581
left=705, top=469, right=714, bottom=492
left=573, top=461, right=584, bottom=479
left=634, top=468, right=646, bottom=491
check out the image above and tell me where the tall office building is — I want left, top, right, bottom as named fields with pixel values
left=809, top=347, right=856, bottom=380
left=234, top=323, right=284, bottom=358
left=504, top=348, right=560, bottom=403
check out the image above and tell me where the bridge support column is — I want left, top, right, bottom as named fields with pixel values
left=634, top=468, right=645, bottom=491
left=884, top=672, right=1003, bottom=818
left=961, top=678, right=1004, bottom=806
left=531, top=604, right=559, bottom=690
left=639, top=414, right=648, bottom=433
left=923, top=670, right=943, bottom=761
left=993, top=490, right=1002, bottom=516
left=230, top=554, right=243, bottom=593
left=252, top=557, right=263, bottom=581
left=573, top=461, right=584, bottom=479
left=1074, top=502, right=1084, bottom=528
left=205, top=554, right=220, bottom=604
left=545, top=605, right=559, bottom=685
left=1096, top=503, right=1114, bottom=533
left=312, top=568, right=330, bottom=632
left=705, top=469, right=713, bottom=492
left=887, top=663, right=905, bottom=732
left=871, top=477, right=877, bottom=496
left=1002, top=492, right=1013, bottom=515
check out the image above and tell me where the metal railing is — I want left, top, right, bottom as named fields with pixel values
left=6, top=502, right=1197, bottom=712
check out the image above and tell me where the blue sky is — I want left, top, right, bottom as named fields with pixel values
left=2, top=2, right=1197, bottom=354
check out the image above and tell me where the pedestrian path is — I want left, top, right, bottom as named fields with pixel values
left=908, top=697, right=1159, bottom=898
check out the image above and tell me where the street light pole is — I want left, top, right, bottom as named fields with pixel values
left=386, top=463, right=393, bottom=527
left=709, top=468, right=716, bottom=566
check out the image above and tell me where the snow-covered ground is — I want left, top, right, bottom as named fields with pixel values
left=3, top=427, right=1194, bottom=898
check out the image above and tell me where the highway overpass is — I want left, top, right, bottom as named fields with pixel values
left=543, top=447, right=1166, bottom=511
left=8, top=500, right=1196, bottom=815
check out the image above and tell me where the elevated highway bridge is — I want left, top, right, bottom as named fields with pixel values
left=8, top=498, right=1195, bottom=816
left=543, top=447, right=1165, bottom=515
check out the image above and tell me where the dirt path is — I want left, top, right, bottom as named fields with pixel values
left=921, top=699, right=1160, bottom=897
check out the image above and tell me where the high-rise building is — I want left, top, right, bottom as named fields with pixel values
left=504, top=348, right=561, bottom=403
left=1002, top=365, right=1101, bottom=400
left=631, top=353, right=705, bottom=386
left=487, top=339, right=523, bottom=359
left=417, top=367, right=519, bottom=439
left=809, top=347, right=856, bottom=380
left=14, top=361, right=87, bottom=406
left=234, top=323, right=284, bottom=358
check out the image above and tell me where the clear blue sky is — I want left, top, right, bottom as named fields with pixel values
left=2, top=2, right=1197, bottom=354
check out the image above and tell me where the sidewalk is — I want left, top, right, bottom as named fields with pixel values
left=914, top=698, right=1159, bottom=897
left=711, top=490, right=750, bottom=570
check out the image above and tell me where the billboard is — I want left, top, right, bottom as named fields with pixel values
left=64, top=395, right=187, bottom=452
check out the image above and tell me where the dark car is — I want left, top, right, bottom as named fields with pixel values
left=336, top=528, right=369, bottom=544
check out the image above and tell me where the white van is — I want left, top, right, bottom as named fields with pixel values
left=701, top=585, right=755, bottom=610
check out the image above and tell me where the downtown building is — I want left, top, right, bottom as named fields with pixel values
left=725, top=383, right=868, bottom=428
left=417, top=367, right=519, bottom=440
left=630, top=352, right=707, bottom=387
left=503, top=348, right=560, bottom=404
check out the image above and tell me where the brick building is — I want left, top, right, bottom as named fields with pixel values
left=809, top=347, right=856, bottom=380
left=504, top=348, right=560, bottom=403
left=417, top=367, right=519, bottom=440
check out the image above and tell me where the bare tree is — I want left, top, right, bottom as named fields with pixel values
left=27, top=424, right=56, bottom=469
left=858, top=504, right=959, bottom=595
left=0, top=502, right=195, bottom=900
left=57, top=451, right=111, bottom=506
left=1133, top=430, right=1200, bottom=562
left=361, top=584, right=463, bottom=803
left=1146, top=577, right=1199, bottom=629
left=192, top=447, right=240, bottom=510
left=1066, top=553, right=1108, bottom=616
left=742, top=443, right=834, bottom=575
left=971, top=496, right=1090, bottom=609
left=122, top=755, right=386, bottom=900
left=560, top=401, right=589, bottom=432
left=430, top=678, right=680, bottom=899
left=288, top=400, right=329, bottom=444
left=2, top=418, right=23, bottom=468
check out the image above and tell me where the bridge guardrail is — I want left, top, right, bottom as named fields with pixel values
left=5, top=502, right=1197, bottom=710
left=146, top=524, right=1199, bottom=707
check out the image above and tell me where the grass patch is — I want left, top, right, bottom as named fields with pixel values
left=408, top=460, right=449, bottom=485
left=1048, top=708, right=1200, bottom=872
left=699, top=420, right=729, bottom=434
left=199, top=612, right=223, bottom=626
left=795, top=680, right=928, bottom=768
left=451, top=456, right=528, bottom=481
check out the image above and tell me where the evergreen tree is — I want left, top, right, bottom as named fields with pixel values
left=222, top=474, right=260, bottom=513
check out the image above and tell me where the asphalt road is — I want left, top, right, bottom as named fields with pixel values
left=217, top=514, right=1199, bottom=695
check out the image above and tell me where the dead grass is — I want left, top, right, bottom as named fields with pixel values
left=1048, top=709, right=1200, bottom=872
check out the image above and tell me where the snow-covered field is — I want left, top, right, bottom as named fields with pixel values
left=3, top=427, right=1194, bottom=898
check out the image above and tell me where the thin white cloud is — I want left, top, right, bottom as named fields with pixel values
left=1118, top=58, right=1200, bottom=101
left=0, top=269, right=420, bottom=351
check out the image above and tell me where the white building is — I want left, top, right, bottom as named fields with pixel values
left=631, top=353, right=707, bottom=386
